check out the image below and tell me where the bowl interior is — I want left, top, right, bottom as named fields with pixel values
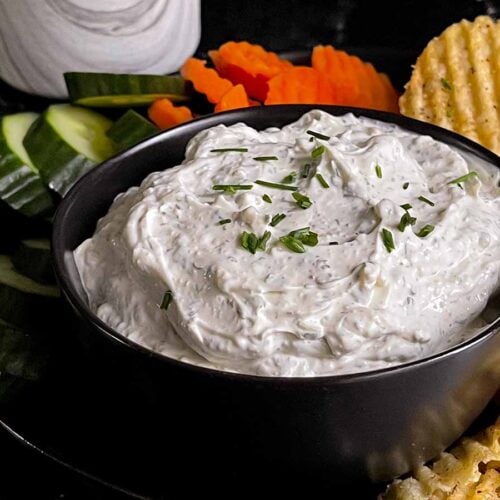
left=52, top=104, right=500, bottom=378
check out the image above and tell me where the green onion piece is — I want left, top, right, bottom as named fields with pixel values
left=375, top=164, right=382, bottom=179
left=257, top=231, right=271, bottom=251
left=315, top=173, right=330, bottom=188
left=210, top=147, right=248, bottom=153
left=270, top=213, right=286, bottom=227
left=306, top=130, right=330, bottom=141
left=213, top=184, right=253, bottom=194
left=160, top=290, right=173, bottom=310
left=262, top=194, right=272, bottom=203
left=448, top=171, right=478, bottom=185
left=403, top=182, right=409, bottom=190
left=279, top=235, right=305, bottom=253
left=255, top=180, right=298, bottom=191
left=441, top=78, right=453, bottom=91
left=301, top=163, right=312, bottom=178
left=253, top=156, right=279, bottom=161
left=311, top=145, right=325, bottom=158
left=281, top=171, right=297, bottom=184
left=381, top=228, right=395, bottom=253
left=416, top=224, right=435, bottom=238
left=400, top=203, right=412, bottom=211
left=289, top=227, right=318, bottom=247
left=397, top=212, right=417, bottom=232
left=241, top=231, right=259, bottom=254
left=218, top=218, right=231, bottom=225
left=418, top=195, right=435, bottom=207
left=292, top=192, right=312, bottom=209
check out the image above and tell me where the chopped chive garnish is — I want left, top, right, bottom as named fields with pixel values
left=218, top=218, right=231, bottom=225
left=289, top=227, right=318, bottom=247
left=441, top=78, right=453, bottom=91
left=448, top=171, right=478, bottom=185
left=253, top=156, right=279, bottom=161
left=262, top=194, right=272, bottom=203
left=160, top=290, right=173, bottom=310
left=418, top=195, right=435, bottom=207
left=400, top=203, right=412, bottom=211
left=306, top=130, right=330, bottom=141
left=397, top=212, right=417, bottom=232
left=292, top=192, right=313, bottom=209
left=375, top=164, right=382, bottom=179
left=255, top=180, right=298, bottom=191
left=257, top=231, right=271, bottom=251
left=416, top=224, right=435, bottom=238
left=281, top=171, right=297, bottom=184
left=403, top=182, right=409, bottom=190
left=381, top=228, right=395, bottom=253
left=311, top=145, right=325, bottom=158
left=329, top=241, right=339, bottom=245
left=213, top=184, right=253, bottom=194
left=301, top=163, right=312, bottom=178
left=315, top=173, right=330, bottom=188
left=270, top=213, right=286, bottom=227
left=279, top=235, right=305, bottom=253
left=240, top=231, right=259, bottom=254
left=210, top=147, right=248, bottom=153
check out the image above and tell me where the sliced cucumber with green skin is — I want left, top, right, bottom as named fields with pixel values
left=64, top=72, right=190, bottom=107
left=0, top=320, right=48, bottom=381
left=23, top=104, right=115, bottom=196
left=106, top=109, right=159, bottom=151
left=11, top=238, right=55, bottom=284
left=0, top=113, right=54, bottom=217
left=0, top=255, right=60, bottom=329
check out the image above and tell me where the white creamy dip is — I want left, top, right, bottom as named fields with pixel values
left=74, top=110, right=500, bottom=377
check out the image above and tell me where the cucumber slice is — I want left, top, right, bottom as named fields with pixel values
left=23, top=104, right=115, bottom=196
left=11, top=238, right=55, bottom=284
left=0, top=255, right=60, bottom=329
left=0, top=320, right=48, bottom=381
left=64, top=72, right=190, bottom=107
left=0, top=113, right=54, bottom=217
left=106, top=109, right=158, bottom=151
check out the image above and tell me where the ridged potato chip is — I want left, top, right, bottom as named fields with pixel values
left=380, top=419, right=500, bottom=499
left=400, top=16, right=500, bottom=155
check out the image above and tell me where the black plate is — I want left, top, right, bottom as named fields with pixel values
left=0, top=48, right=498, bottom=499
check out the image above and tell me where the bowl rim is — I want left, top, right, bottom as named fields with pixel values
left=52, top=104, right=500, bottom=384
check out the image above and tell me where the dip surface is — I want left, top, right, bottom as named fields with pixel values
left=74, top=110, right=500, bottom=377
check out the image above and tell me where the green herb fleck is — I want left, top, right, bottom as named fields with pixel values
left=281, top=171, right=297, bottom=184
left=441, top=78, right=453, bottom=91
left=279, top=235, right=305, bottom=253
left=292, top=192, right=313, bottom=209
left=400, top=203, right=412, bottom=211
left=311, top=145, right=325, bottom=158
left=306, top=130, right=330, bottom=141
left=418, top=195, right=435, bottom=207
left=262, top=194, right=272, bottom=203
left=375, top=164, right=382, bottom=179
left=160, top=290, right=173, bottom=310
left=213, top=184, right=253, bottom=194
left=381, top=228, right=395, bottom=253
left=255, top=180, right=298, bottom=191
left=448, top=171, right=478, bottom=186
left=240, top=231, right=259, bottom=254
left=416, top=224, right=435, bottom=238
left=210, top=147, right=248, bottom=153
left=289, top=227, right=318, bottom=247
left=329, top=241, right=339, bottom=245
left=403, top=182, right=409, bottom=190
left=315, top=173, right=330, bottom=188
left=270, top=213, right=286, bottom=227
left=253, top=156, right=279, bottom=161
left=397, top=212, right=417, bottom=232
left=218, top=218, right=231, bottom=225
left=301, top=163, right=312, bottom=178
left=257, top=231, right=271, bottom=251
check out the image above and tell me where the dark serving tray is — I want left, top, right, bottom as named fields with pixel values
left=0, top=47, right=498, bottom=499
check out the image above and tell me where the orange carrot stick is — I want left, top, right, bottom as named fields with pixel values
left=214, top=84, right=258, bottom=112
left=148, top=98, right=193, bottom=129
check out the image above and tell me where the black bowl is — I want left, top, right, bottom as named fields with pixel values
left=52, top=105, right=500, bottom=489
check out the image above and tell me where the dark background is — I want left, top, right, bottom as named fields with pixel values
left=0, top=1, right=499, bottom=499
